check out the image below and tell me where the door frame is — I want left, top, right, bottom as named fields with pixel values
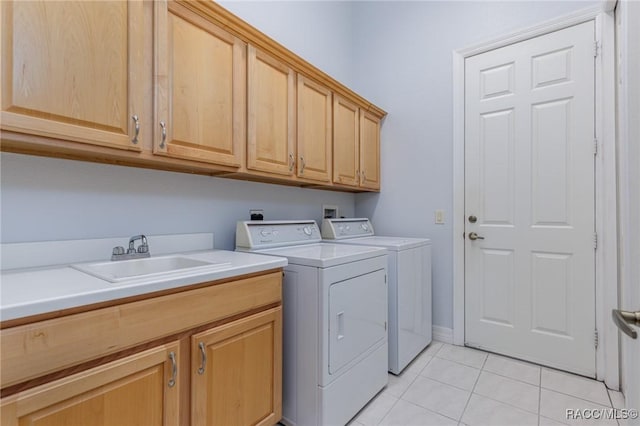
left=452, top=4, right=619, bottom=388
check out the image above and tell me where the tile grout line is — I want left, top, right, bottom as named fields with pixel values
left=457, top=352, right=489, bottom=423
left=538, top=366, right=542, bottom=426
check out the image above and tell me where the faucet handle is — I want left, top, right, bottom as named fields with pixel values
left=137, top=244, right=149, bottom=254
left=112, top=246, right=125, bottom=256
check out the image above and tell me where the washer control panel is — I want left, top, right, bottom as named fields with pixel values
left=236, top=220, right=321, bottom=249
left=321, top=218, right=375, bottom=239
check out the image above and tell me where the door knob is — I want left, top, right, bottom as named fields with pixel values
left=468, top=232, right=484, bottom=240
left=612, top=309, right=640, bottom=339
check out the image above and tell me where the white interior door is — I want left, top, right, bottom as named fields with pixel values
left=616, top=0, right=640, bottom=412
left=464, top=21, right=596, bottom=376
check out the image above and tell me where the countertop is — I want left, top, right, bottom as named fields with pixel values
left=0, top=250, right=287, bottom=322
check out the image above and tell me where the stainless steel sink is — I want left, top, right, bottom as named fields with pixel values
left=71, top=255, right=230, bottom=283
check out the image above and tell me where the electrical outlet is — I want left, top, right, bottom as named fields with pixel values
left=250, top=209, right=264, bottom=220
left=435, top=210, right=445, bottom=224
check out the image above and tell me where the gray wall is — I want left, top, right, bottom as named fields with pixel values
left=0, top=153, right=355, bottom=248
left=350, top=1, right=598, bottom=329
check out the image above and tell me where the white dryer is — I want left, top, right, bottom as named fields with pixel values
left=236, top=220, right=388, bottom=426
left=322, top=218, right=432, bottom=375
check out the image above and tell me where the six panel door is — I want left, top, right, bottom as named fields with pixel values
left=464, top=21, right=596, bottom=376
left=0, top=0, right=144, bottom=150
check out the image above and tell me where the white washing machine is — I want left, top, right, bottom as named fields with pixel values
left=236, top=220, right=389, bottom=426
left=322, top=218, right=432, bottom=375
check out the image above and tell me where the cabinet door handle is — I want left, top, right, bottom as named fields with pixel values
left=362, top=170, right=366, bottom=182
left=131, top=115, right=140, bottom=145
left=300, top=156, right=306, bottom=174
left=197, top=342, right=206, bottom=375
left=289, top=154, right=295, bottom=172
left=159, top=121, right=167, bottom=149
left=356, top=170, right=360, bottom=184
left=168, top=351, right=177, bottom=388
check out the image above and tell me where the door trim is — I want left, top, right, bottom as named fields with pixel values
left=452, top=3, right=618, bottom=388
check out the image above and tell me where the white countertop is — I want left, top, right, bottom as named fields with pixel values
left=0, top=250, right=287, bottom=322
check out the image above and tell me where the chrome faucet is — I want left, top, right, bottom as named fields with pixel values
left=111, top=234, right=151, bottom=261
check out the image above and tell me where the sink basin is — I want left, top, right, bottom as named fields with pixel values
left=71, top=255, right=230, bottom=283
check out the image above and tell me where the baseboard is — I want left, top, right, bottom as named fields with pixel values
left=432, top=326, right=454, bottom=344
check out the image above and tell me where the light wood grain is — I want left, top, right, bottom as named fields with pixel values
left=297, top=75, right=332, bottom=182
left=333, top=95, right=360, bottom=187
left=247, top=45, right=296, bottom=176
left=191, top=307, right=282, bottom=426
left=360, top=110, right=381, bottom=190
left=154, top=1, right=245, bottom=167
left=0, top=271, right=282, bottom=388
left=0, top=342, right=180, bottom=426
left=179, top=1, right=386, bottom=118
left=0, top=0, right=144, bottom=151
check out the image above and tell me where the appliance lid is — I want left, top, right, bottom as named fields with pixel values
left=249, top=243, right=387, bottom=268
left=329, top=235, right=431, bottom=251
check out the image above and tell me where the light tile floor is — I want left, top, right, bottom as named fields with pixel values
left=349, top=342, right=627, bottom=426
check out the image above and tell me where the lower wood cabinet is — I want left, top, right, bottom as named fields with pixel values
left=0, top=271, right=283, bottom=426
left=192, top=307, right=282, bottom=426
left=1, top=342, right=181, bottom=426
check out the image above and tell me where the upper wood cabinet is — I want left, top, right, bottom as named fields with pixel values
left=247, top=45, right=296, bottom=176
left=333, top=97, right=382, bottom=190
left=154, top=1, right=245, bottom=167
left=297, top=75, right=332, bottom=183
left=333, top=96, right=360, bottom=187
left=0, top=342, right=181, bottom=426
left=0, top=0, right=144, bottom=151
left=191, top=307, right=282, bottom=426
left=359, top=110, right=381, bottom=190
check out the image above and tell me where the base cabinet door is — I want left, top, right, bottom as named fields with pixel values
left=0, top=0, right=144, bottom=151
left=191, top=307, right=282, bottom=426
left=0, top=342, right=181, bottom=426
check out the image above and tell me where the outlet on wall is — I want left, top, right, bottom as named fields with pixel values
left=250, top=209, right=264, bottom=220
left=435, top=210, right=445, bottom=224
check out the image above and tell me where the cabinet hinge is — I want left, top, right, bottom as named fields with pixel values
left=593, top=138, right=598, bottom=156
left=594, top=329, right=599, bottom=348
left=594, top=41, right=600, bottom=58
left=594, top=232, right=598, bottom=249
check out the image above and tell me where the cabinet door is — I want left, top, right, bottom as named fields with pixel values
left=0, top=1, right=143, bottom=150
left=359, top=110, right=381, bottom=190
left=333, top=96, right=360, bottom=187
left=0, top=342, right=181, bottom=426
left=247, top=46, right=295, bottom=176
left=191, top=307, right=282, bottom=426
left=297, top=75, right=332, bottom=182
left=154, top=1, right=245, bottom=167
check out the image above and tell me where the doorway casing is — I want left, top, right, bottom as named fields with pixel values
left=452, top=4, right=618, bottom=388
